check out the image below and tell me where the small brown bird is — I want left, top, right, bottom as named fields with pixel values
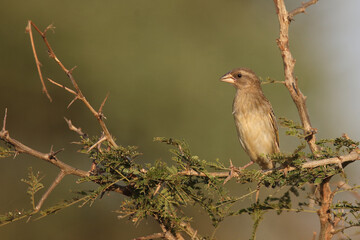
left=220, top=68, right=279, bottom=169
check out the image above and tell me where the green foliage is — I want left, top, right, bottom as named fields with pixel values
left=21, top=168, right=44, bottom=210
left=2, top=116, right=360, bottom=239
left=79, top=136, right=232, bottom=236
left=38, top=190, right=100, bottom=219
left=279, top=117, right=306, bottom=139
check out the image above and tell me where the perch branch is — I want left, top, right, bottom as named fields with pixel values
left=179, top=151, right=360, bottom=179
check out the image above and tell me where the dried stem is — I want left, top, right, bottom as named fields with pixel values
left=2, top=108, right=7, bottom=131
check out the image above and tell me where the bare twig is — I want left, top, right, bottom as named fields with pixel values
left=25, top=21, right=52, bottom=101
left=47, top=78, right=76, bottom=95
left=335, top=181, right=360, bottom=201
left=288, top=0, right=319, bottom=20
left=64, top=117, right=85, bottom=136
left=35, top=170, right=66, bottom=211
left=2, top=108, right=7, bottom=131
left=98, top=92, right=110, bottom=115
left=87, top=135, right=107, bottom=152
left=26, top=21, right=117, bottom=148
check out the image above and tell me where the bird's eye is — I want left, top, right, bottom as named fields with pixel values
left=237, top=73, right=242, bottom=78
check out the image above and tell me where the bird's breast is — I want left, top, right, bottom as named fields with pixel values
left=232, top=92, right=277, bottom=162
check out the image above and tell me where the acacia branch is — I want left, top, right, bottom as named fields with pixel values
left=0, top=119, right=88, bottom=177
left=273, top=0, right=319, bottom=155
left=0, top=110, right=130, bottom=198
left=26, top=21, right=117, bottom=148
left=179, top=151, right=360, bottom=179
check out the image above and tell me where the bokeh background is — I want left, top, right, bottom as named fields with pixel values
left=1, top=0, right=359, bottom=239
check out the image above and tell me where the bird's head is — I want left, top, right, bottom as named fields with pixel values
left=220, top=68, right=261, bottom=90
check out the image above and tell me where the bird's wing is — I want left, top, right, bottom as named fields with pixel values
left=269, top=108, right=280, bottom=149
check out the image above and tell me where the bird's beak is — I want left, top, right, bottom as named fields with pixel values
left=220, top=73, right=235, bottom=84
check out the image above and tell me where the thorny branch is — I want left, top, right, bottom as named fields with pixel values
left=179, top=150, right=360, bottom=178
left=26, top=20, right=117, bottom=148
left=273, top=0, right=319, bottom=155
left=1, top=2, right=358, bottom=238
left=272, top=1, right=345, bottom=240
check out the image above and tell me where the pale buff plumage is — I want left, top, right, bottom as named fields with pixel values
left=221, top=68, right=279, bottom=169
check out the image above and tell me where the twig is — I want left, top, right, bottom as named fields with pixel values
left=2, top=108, right=7, bottom=131
left=335, top=181, right=360, bottom=201
left=98, top=92, right=109, bottom=115
left=35, top=170, right=66, bottom=211
left=47, top=78, right=76, bottom=95
left=87, top=135, right=107, bottom=152
left=64, top=117, right=85, bottom=136
left=25, top=21, right=52, bottom=101
left=288, top=0, right=319, bottom=20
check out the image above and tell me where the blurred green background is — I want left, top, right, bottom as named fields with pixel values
left=1, top=0, right=359, bottom=239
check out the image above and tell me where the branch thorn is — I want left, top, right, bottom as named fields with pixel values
left=2, top=108, right=8, bottom=131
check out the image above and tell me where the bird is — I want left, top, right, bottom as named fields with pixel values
left=220, top=67, right=279, bottom=170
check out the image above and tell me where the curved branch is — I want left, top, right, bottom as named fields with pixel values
left=26, top=21, right=117, bottom=148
